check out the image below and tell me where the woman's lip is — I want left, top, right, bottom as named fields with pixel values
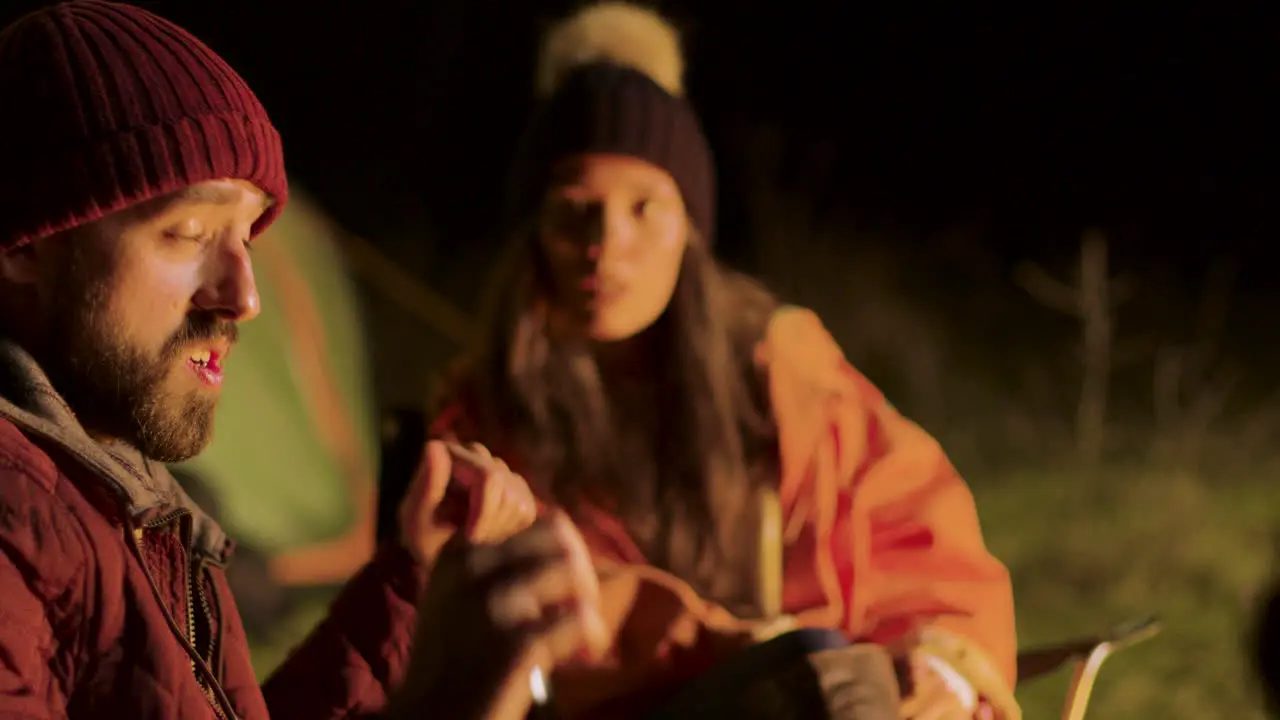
left=594, top=285, right=625, bottom=304
left=577, top=276, right=624, bottom=304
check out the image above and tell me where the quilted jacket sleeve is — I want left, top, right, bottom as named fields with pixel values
left=0, top=459, right=90, bottom=719
left=254, top=543, right=425, bottom=720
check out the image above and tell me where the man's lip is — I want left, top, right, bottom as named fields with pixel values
left=187, top=340, right=232, bottom=364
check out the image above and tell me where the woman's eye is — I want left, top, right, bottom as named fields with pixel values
left=546, top=198, right=593, bottom=232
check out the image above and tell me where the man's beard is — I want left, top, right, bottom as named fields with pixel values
left=42, top=267, right=237, bottom=463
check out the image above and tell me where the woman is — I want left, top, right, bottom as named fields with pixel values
left=429, top=3, right=1019, bottom=718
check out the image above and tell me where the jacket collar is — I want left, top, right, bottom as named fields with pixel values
left=0, top=338, right=233, bottom=563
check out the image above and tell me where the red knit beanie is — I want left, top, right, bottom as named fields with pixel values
left=0, top=1, right=288, bottom=251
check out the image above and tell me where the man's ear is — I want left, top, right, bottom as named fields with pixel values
left=0, top=244, right=41, bottom=285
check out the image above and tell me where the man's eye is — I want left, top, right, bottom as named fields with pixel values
left=164, top=231, right=208, bottom=243
left=164, top=216, right=207, bottom=238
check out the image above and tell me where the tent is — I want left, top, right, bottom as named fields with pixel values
left=176, top=187, right=381, bottom=563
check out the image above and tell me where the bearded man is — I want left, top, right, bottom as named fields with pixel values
left=0, top=3, right=605, bottom=719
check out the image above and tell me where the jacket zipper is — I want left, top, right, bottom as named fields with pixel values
left=196, top=557, right=220, bottom=682
left=190, top=556, right=226, bottom=718
left=130, top=511, right=238, bottom=719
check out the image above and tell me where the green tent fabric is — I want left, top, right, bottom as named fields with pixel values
left=177, top=187, right=378, bottom=554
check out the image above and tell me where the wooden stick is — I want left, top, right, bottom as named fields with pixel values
left=756, top=486, right=784, bottom=620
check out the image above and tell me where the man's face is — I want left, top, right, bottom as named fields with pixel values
left=13, top=179, right=270, bottom=462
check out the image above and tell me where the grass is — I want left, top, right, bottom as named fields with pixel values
left=978, top=461, right=1275, bottom=718
left=247, top=459, right=1277, bottom=718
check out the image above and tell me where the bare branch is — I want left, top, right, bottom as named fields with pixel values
left=1112, top=337, right=1152, bottom=368
left=1152, top=345, right=1185, bottom=430
left=1017, top=228, right=1122, bottom=467
left=1194, top=258, right=1237, bottom=348
left=1015, top=262, right=1080, bottom=314
left=1110, top=274, right=1135, bottom=306
left=1075, top=230, right=1113, bottom=468
left=1186, top=375, right=1234, bottom=426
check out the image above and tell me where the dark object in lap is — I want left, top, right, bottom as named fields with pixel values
left=646, top=629, right=900, bottom=719
left=375, top=407, right=428, bottom=545
left=1255, top=579, right=1280, bottom=716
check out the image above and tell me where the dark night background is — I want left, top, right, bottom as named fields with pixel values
left=7, top=3, right=1276, bottom=395
left=4, top=2, right=1278, bottom=716
left=68, top=3, right=1270, bottom=414
left=7, top=4, right=1271, bottom=286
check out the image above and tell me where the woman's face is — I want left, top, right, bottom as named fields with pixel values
left=538, top=154, right=688, bottom=342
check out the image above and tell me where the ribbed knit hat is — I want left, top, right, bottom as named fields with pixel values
left=511, top=2, right=715, bottom=241
left=0, top=1, right=287, bottom=251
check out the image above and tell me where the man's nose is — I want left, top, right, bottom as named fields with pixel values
left=191, top=238, right=260, bottom=322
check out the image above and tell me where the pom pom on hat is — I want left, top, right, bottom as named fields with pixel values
left=536, top=2, right=685, bottom=98
left=513, top=2, right=716, bottom=241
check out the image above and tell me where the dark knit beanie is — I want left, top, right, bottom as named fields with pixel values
left=511, top=2, right=715, bottom=242
left=0, top=1, right=287, bottom=252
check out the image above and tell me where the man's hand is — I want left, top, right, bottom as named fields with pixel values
left=398, top=440, right=539, bottom=566
left=390, top=513, right=610, bottom=720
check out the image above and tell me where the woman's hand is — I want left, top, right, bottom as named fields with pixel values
left=398, top=439, right=539, bottom=566
left=899, top=651, right=994, bottom=720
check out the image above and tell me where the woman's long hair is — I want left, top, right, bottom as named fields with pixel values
left=456, top=221, right=780, bottom=611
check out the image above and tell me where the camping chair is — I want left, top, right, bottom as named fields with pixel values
left=754, top=486, right=1162, bottom=719
left=643, top=614, right=1162, bottom=719
left=654, top=489, right=1163, bottom=718
left=1015, top=615, right=1161, bottom=720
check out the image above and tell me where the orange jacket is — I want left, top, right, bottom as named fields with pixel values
left=431, top=307, right=1017, bottom=718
